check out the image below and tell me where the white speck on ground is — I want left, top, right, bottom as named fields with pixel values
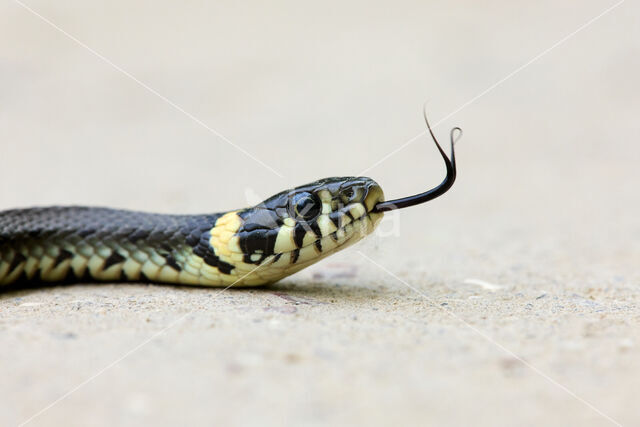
left=463, top=278, right=505, bottom=291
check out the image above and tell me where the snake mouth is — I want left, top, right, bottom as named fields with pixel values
left=364, top=184, right=385, bottom=214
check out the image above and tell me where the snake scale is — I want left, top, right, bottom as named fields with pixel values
left=0, top=115, right=460, bottom=289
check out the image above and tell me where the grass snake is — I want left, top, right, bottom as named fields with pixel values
left=0, top=114, right=460, bottom=288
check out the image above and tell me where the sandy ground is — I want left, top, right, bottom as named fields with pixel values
left=1, top=1, right=639, bottom=426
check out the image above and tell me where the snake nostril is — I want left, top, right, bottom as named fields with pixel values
left=341, top=186, right=364, bottom=205
left=343, top=188, right=354, bottom=199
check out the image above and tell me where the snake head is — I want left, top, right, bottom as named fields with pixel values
left=233, top=177, right=384, bottom=281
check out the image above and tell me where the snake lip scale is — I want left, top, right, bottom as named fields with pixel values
left=0, top=112, right=460, bottom=289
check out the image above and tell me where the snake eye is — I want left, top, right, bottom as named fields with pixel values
left=290, top=192, right=321, bottom=221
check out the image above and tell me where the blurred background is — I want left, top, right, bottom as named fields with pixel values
left=1, top=1, right=639, bottom=426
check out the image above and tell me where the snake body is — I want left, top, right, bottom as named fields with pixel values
left=0, top=177, right=384, bottom=288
